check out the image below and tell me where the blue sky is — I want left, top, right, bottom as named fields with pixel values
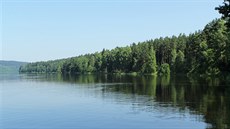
left=1, top=0, right=222, bottom=62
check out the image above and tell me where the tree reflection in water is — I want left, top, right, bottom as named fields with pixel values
left=25, top=73, right=229, bottom=129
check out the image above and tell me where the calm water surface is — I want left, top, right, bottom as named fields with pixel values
left=0, top=74, right=229, bottom=129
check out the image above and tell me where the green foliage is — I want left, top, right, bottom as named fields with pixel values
left=18, top=2, right=230, bottom=76
left=144, top=46, right=157, bottom=74
left=185, top=19, right=230, bottom=76
left=216, top=1, right=230, bottom=73
left=20, top=59, right=65, bottom=73
left=216, top=0, right=230, bottom=28
left=20, top=19, right=230, bottom=76
left=158, top=63, right=170, bottom=75
left=175, top=50, right=185, bottom=73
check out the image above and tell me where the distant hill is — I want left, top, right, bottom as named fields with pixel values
left=0, top=60, right=27, bottom=74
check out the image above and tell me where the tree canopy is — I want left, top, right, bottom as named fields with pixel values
left=216, top=0, right=230, bottom=28
left=19, top=1, right=230, bottom=76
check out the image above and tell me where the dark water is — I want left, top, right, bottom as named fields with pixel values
left=0, top=74, right=229, bottom=129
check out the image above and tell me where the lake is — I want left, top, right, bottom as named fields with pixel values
left=0, top=74, right=229, bottom=129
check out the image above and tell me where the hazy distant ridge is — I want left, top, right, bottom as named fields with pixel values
left=0, top=60, right=27, bottom=73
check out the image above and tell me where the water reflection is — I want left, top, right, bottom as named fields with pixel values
left=59, top=74, right=230, bottom=129
left=2, top=73, right=230, bottom=129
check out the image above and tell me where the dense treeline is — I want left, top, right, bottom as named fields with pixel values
left=19, top=59, right=65, bottom=73
left=19, top=19, right=230, bottom=76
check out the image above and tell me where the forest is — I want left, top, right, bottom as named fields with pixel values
left=19, top=1, right=230, bottom=76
